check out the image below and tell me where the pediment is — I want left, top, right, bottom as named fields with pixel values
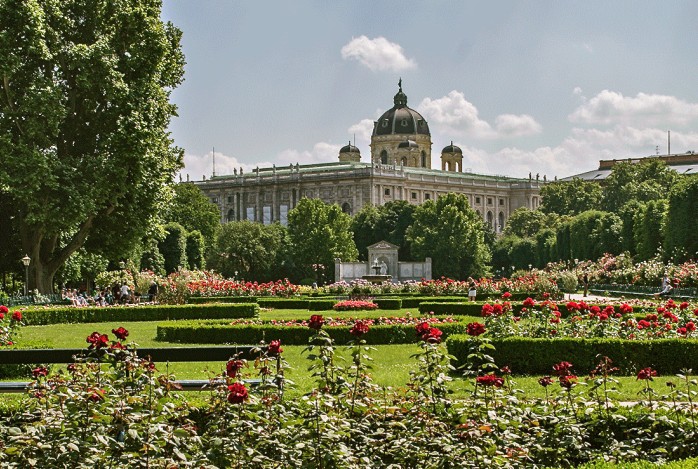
left=367, top=240, right=399, bottom=250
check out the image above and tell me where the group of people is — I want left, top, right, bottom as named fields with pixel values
left=61, top=281, right=158, bottom=306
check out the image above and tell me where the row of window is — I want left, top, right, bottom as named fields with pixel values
left=381, top=189, right=505, bottom=207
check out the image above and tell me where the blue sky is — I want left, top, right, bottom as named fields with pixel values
left=161, top=1, right=698, bottom=181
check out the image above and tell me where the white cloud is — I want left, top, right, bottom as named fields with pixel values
left=418, top=91, right=494, bottom=138
left=569, top=90, right=698, bottom=127
left=494, top=114, right=543, bottom=137
left=276, top=142, right=342, bottom=165
left=572, top=86, right=583, bottom=96
left=340, top=36, right=417, bottom=72
left=347, top=118, right=374, bottom=145
left=418, top=91, right=542, bottom=139
left=178, top=151, right=271, bottom=182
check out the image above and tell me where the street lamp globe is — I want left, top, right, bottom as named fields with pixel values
left=21, top=254, right=31, bottom=297
left=22, top=255, right=30, bottom=267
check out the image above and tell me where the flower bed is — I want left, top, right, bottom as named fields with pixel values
left=333, top=300, right=378, bottom=311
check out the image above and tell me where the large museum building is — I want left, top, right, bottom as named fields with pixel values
left=195, top=82, right=542, bottom=233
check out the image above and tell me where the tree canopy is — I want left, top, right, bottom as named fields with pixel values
left=539, top=179, right=603, bottom=216
left=164, top=183, right=221, bottom=250
left=288, top=198, right=357, bottom=283
left=407, top=193, right=490, bottom=279
left=0, top=0, right=185, bottom=292
left=601, top=159, right=679, bottom=213
left=351, top=200, right=416, bottom=261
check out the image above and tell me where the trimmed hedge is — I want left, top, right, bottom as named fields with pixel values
left=400, top=296, right=468, bottom=308
left=156, top=320, right=468, bottom=345
left=0, top=341, right=53, bottom=379
left=257, top=298, right=312, bottom=309
left=19, top=304, right=259, bottom=325
left=188, top=296, right=259, bottom=304
left=372, top=298, right=402, bottom=310
left=308, top=299, right=338, bottom=311
left=447, top=335, right=698, bottom=375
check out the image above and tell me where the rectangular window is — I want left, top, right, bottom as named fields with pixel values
left=499, top=198, right=504, bottom=206
left=279, top=205, right=288, bottom=226
left=424, top=193, right=431, bottom=200
left=411, top=192, right=417, bottom=199
left=384, top=188, right=391, bottom=196
left=227, top=196, right=233, bottom=204
left=246, top=207, right=255, bottom=221
left=475, top=196, right=481, bottom=204
left=487, top=197, right=493, bottom=205
left=262, top=206, right=272, bottom=225
left=211, top=197, right=219, bottom=204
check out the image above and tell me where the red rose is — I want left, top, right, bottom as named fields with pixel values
left=86, top=332, right=109, bottom=349
left=415, top=321, right=431, bottom=337
left=523, top=297, right=536, bottom=308
left=559, top=375, right=577, bottom=389
left=476, top=374, right=504, bottom=387
left=226, top=359, right=245, bottom=378
left=268, top=340, right=283, bottom=356
left=553, top=361, right=573, bottom=376
left=637, top=367, right=657, bottom=380
left=687, top=322, right=696, bottom=332
left=88, top=388, right=105, bottom=402
left=421, top=327, right=443, bottom=343
left=466, top=322, right=486, bottom=337
left=308, top=315, right=324, bottom=330
left=502, top=292, right=512, bottom=299
left=11, top=311, right=22, bottom=322
left=349, top=320, right=370, bottom=337
left=481, top=304, right=494, bottom=317
left=0, top=305, right=8, bottom=314
left=32, top=366, right=48, bottom=378
left=227, top=382, right=248, bottom=404
left=111, top=327, right=129, bottom=341
left=680, top=302, right=689, bottom=311
left=566, top=301, right=580, bottom=312
left=538, top=376, right=553, bottom=387
left=620, top=303, right=633, bottom=315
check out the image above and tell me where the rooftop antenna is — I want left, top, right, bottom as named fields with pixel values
left=656, top=145, right=659, bottom=156
left=212, top=147, right=216, bottom=177
left=667, top=130, right=671, bottom=156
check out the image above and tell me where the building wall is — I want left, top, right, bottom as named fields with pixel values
left=194, top=163, right=542, bottom=234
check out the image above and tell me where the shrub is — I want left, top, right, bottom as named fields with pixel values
left=308, top=299, right=338, bottom=311
left=19, top=304, right=259, bottom=325
left=156, top=320, right=468, bottom=345
left=447, top=335, right=698, bottom=374
left=372, top=298, right=402, bottom=310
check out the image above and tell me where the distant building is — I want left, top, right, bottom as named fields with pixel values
left=195, top=81, right=542, bottom=233
left=561, top=152, right=698, bottom=182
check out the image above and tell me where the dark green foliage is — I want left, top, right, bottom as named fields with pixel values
left=352, top=201, right=417, bottom=261
left=185, top=230, right=206, bottom=270
left=19, top=303, right=259, bottom=325
left=407, top=193, right=491, bottom=278
left=159, top=223, right=187, bottom=274
left=258, top=298, right=312, bottom=309
left=540, top=179, right=603, bottom=216
left=139, top=237, right=166, bottom=275
left=372, top=298, right=402, bottom=310
left=664, top=175, right=698, bottom=262
left=308, top=299, right=339, bottom=311
left=418, top=302, right=483, bottom=316
left=602, top=159, right=679, bottom=213
left=447, top=335, right=698, bottom=374
left=0, top=0, right=185, bottom=292
left=188, top=296, right=259, bottom=304
left=165, top=183, right=221, bottom=250
left=0, top=341, right=52, bottom=379
left=156, top=320, right=468, bottom=345
left=634, top=200, right=667, bottom=261
left=288, top=198, right=358, bottom=283
left=535, top=228, right=557, bottom=266
left=618, top=200, right=644, bottom=255
left=504, top=208, right=558, bottom=238
left=568, top=211, right=622, bottom=260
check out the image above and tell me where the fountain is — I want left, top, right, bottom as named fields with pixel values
left=362, top=259, right=391, bottom=284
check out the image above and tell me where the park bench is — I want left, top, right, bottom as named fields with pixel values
left=0, top=346, right=260, bottom=393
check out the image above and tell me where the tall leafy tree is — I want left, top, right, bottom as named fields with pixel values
left=165, top=183, right=221, bottom=250
left=602, top=159, right=679, bottom=213
left=540, top=179, right=603, bottom=216
left=664, top=175, right=698, bottom=262
left=208, top=221, right=287, bottom=281
left=351, top=204, right=380, bottom=261
left=407, top=193, right=490, bottom=279
left=0, top=0, right=185, bottom=292
left=633, top=200, right=667, bottom=261
left=288, top=198, right=358, bottom=283
left=351, top=200, right=416, bottom=261
left=504, top=208, right=558, bottom=238
left=158, top=223, right=187, bottom=274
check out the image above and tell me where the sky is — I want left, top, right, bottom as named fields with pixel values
left=161, top=1, right=698, bottom=181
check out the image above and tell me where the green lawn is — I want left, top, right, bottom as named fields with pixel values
left=12, top=319, right=685, bottom=401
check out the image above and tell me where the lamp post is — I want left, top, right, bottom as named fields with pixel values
left=21, top=255, right=31, bottom=297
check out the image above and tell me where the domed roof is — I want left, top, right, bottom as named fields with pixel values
left=442, top=141, right=462, bottom=153
left=398, top=139, right=419, bottom=149
left=373, top=79, right=430, bottom=137
left=339, top=141, right=360, bottom=153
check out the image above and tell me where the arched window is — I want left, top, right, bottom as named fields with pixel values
left=421, top=151, right=427, bottom=167
left=341, top=202, right=351, bottom=215
left=227, top=209, right=235, bottom=222
left=498, top=212, right=505, bottom=233
left=401, top=157, right=407, bottom=166
left=380, top=150, right=388, bottom=164
left=487, top=211, right=493, bottom=227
